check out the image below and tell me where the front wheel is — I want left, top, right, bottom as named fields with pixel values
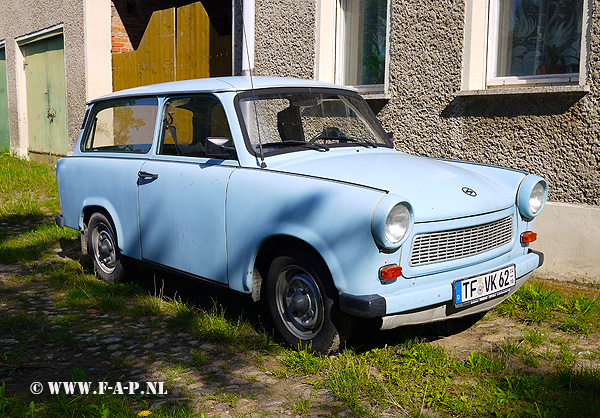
left=266, top=249, right=352, bottom=353
left=88, top=212, right=128, bottom=283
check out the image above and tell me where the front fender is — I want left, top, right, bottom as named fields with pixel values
left=225, top=168, right=396, bottom=295
left=241, top=225, right=347, bottom=295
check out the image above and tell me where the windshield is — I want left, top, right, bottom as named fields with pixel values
left=236, top=89, right=392, bottom=156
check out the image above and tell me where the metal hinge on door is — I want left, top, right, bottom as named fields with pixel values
left=47, top=108, right=56, bottom=122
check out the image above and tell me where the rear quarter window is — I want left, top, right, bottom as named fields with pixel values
left=82, top=97, right=158, bottom=153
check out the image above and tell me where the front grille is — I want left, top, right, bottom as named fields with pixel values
left=409, top=216, right=513, bottom=266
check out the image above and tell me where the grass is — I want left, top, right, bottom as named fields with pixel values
left=1, top=153, right=599, bottom=417
left=278, top=340, right=600, bottom=417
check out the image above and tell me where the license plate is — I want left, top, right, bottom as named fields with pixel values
left=453, top=265, right=516, bottom=308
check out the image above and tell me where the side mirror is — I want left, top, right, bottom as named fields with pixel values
left=206, top=137, right=235, bottom=159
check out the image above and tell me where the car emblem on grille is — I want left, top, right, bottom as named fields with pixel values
left=462, top=187, right=477, bottom=197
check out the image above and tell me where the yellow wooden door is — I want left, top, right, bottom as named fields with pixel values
left=112, top=1, right=231, bottom=92
left=112, top=8, right=176, bottom=91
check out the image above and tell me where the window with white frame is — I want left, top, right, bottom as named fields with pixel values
left=317, top=0, right=390, bottom=93
left=488, top=0, right=584, bottom=86
left=462, top=0, right=588, bottom=91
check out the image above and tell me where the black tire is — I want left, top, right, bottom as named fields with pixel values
left=87, top=212, right=128, bottom=283
left=265, top=248, right=353, bottom=353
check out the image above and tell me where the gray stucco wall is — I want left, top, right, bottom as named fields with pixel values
left=253, top=0, right=600, bottom=207
left=254, top=0, right=316, bottom=79
left=0, top=0, right=87, bottom=154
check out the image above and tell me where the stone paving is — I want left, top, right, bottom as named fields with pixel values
left=0, top=257, right=353, bottom=417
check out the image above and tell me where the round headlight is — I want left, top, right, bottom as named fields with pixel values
left=385, top=204, right=411, bottom=244
left=529, top=181, right=545, bottom=214
left=517, top=175, right=548, bottom=219
left=372, top=198, right=413, bottom=250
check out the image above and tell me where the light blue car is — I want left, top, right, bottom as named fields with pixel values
left=56, top=77, right=547, bottom=353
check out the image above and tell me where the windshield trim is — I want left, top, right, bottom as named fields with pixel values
left=233, top=87, right=393, bottom=159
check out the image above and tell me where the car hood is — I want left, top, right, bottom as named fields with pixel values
left=269, top=149, right=519, bottom=222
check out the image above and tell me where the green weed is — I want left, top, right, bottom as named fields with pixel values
left=497, top=281, right=560, bottom=322
left=280, top=349, right=328, bottom=376
left=286, top=394, right=312, bottom=416
left=523, top=328, right=546, bottom=347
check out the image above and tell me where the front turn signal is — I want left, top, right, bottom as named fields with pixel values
left=380, top=265, right=403, bottom=281
left=521, top=231, right=537, bottom=244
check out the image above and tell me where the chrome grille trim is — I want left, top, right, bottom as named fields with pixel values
left=409, top=216, right=513, bottom=266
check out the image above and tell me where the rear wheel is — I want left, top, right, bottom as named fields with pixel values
left=88, top=212, right=128, bottom=283
left=266, top=249, right=352, bottom=353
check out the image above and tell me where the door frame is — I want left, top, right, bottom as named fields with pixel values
left=0, top=40, right=9, bottom=152
left=14, top=25, right=65, bottom=158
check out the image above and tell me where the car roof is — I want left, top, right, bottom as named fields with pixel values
left=88, top=76, right=356, bottom=104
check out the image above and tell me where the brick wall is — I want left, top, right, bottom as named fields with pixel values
left=111, top=0, right=165, bottom=54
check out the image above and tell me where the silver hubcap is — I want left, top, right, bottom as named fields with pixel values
left=92, top=223, right=116, bottom=274
left=275, top=266, right=324, bottom=339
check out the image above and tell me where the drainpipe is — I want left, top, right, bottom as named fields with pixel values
left=242, top=0, right=255, bottom=76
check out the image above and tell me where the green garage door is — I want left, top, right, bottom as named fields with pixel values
left=22, top=34, right=67, bottom=163
left=0, top=47, right=9, bottom=152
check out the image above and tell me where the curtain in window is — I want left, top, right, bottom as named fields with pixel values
left=495, top=0, right=583, bottom=77
left=341, top=0, right=387, bottom=85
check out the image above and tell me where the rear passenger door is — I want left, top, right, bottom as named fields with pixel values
left=71, top=97, right=158, bottom=260
left=138, top=95, right=238, bottom=284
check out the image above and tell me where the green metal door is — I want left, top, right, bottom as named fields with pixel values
left=0, top=47, right=10, bottom=152
left=22, top=34, right=68, bottom=162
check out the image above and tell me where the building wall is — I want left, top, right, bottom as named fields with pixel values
left=0, top=0, right=88, bottom=155
left=254, top=0, right=316, bottom=79
left=253, top=0, right=600, bottom=282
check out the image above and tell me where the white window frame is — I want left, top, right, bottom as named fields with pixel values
left=461, top=0, right=591, bottom=92
left=486, top=0, right=582, bottom=87
left=316, top=0, right=391, bottom=96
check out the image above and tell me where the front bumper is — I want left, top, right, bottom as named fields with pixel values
left=339, top=249, right=543, bottom=328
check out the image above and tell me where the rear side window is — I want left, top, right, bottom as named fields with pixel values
left=83, top=97, right=158, bottom=153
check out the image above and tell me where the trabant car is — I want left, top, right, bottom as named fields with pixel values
left=56, top=76, right=547, bottom=353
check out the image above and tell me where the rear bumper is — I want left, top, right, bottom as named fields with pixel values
left=339, top=249, right=543, bottom=324
left=55, top=214, right=65, bottom=229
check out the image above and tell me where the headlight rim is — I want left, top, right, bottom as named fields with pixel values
left=517, top=175, right=548, bottom=220
left=371, top=197, right=413, bottom=251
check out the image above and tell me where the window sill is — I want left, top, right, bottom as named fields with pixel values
left=361, top=92, right=391, bottom=100
left=456, top=85, right=590, bottom=97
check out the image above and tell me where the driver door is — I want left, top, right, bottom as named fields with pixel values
left=138, top=95, right=238, bottom=284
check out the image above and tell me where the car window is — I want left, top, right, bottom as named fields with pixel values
left=159, top=96, right=235, bottom=159
left=237, top=89, right=392, bottom=156
left=83, top=97, right=158, bottom=153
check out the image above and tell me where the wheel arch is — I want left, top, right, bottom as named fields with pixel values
left=251, top=234, right=339, bottom=302
left=81, top=202, right=124, bottom=252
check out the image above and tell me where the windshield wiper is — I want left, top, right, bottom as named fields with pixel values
left=315, top=136, right=377, bottom=148
left=262, top=141, right=329, bottom=151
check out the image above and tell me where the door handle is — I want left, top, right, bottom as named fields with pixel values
left=138, top=171, right=158, bottom=180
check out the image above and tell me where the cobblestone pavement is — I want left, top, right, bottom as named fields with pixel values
left=0, top=238, right=364, bottom=418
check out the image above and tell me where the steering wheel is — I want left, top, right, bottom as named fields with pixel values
left=309, top=127, right=343, bottom=143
